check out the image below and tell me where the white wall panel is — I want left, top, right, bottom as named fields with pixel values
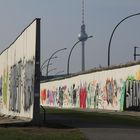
left=0, top=19, right=39, bottom=119
left=41, top=64, right=140, bottom=111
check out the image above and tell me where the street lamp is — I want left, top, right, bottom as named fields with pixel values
left=108, top=12, right=140, bottom=67
left=46, top=48, right=67, bottom=77
left=40, top=57, right=57, bottom=76
left=41, top=56, right=57, bottom=70
left=41, top=63, right=53, bottom=76
left=55, top=70, right=64, bottom=76
left=134, top=46, right=140, bottom=61
left=48, top=68, right=57, bottom=74
left=67, top=35, right=93, bottom=75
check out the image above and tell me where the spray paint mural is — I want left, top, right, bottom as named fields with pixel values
left=9, top=60, right=34, bottom=113
left=0, top=19, right=40, bottom=119
left=41, top=65, right=140, bottom=111
left=125, top=77, right=140, bottom=110
left=0, top=76, right=2, bottom=109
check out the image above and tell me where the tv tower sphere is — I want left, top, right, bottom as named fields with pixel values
left=78, top=24, right=88, bottom=41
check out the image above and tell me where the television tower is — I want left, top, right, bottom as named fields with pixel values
left=78, top=0, right=88, bottom=71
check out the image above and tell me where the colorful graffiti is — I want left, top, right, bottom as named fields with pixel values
left=41, top=68, right=140, bottom=111
left=2, top=68, right=8, bottom=107
left=0, top=76, right=2, bottom=108
left=41, top=89, right=46, bottom=104
left=0, top=19, right=39, bottom=119
left=41, top=78, right=123, bottom=110
left=105, top=79, right=118, bottom=107
left=79, top=83, right=87, bottom=109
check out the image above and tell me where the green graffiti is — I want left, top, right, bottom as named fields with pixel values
left=120, top=81, right=126, bottom=111
left=68, top=87, right=72, bottom=107
left=94, top=83, right=99, bottom=109
left=127, top=75, right=135, bottom=81
left=2, top=69, right=8, bottom=106
left=87, top=84, right=91, bottom=108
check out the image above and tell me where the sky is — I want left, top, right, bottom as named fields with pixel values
left=0, top=0, right=140, bottom=75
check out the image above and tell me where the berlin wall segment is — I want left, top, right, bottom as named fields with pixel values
left=40, top=63, right=140, bottom=111
left=0, top=19, right=40, bottom=120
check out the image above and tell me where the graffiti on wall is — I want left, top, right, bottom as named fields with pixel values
left=9, top=59, right=34, bottom=112
left=105, top=79, right=118, bottom=107
left=40, top=68, right=140, bottom=111
left=0, top=19, right=39, bottom=119
left=0, top=76, right=2, bottom=96
left=125, top=79, right=140, bottom=110
left=0, top=76, right=2, bottom=108
left=23, top=60, right=34, bottom=111
left=2, top=68, right=8, bottom=107
left=40, top=78, right=125, bottom=110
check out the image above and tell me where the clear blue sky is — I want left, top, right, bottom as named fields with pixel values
left=0, top=0, right=140, bottom=75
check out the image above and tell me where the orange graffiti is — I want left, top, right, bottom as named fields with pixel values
left=41, top=89, right=46, bottom=103
left=136, top=70, right=140, bottom=80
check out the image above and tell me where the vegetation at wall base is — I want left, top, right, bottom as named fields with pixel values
left=42, top=107, right=140, bottom=127
left=0, top=127, right=86, bottom=140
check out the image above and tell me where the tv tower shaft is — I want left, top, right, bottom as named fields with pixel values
left=78, top=0, right=88, bottom=71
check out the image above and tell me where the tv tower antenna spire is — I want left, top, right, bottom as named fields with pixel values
left=78, top=0, right=88, bottom=71
left=82, top=0, right=84, bottom=25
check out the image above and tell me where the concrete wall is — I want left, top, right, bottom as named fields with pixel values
left=0, top=19, right=39, bottom=119
left=40, top=64, right=140, bottom=111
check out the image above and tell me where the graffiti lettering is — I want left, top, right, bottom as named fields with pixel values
left=125, top=80, right=140, bottom=110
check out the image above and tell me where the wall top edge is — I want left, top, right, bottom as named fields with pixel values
left=41, top=61, right=140, bottom=83
left=0, top=18, right=40, bottom=56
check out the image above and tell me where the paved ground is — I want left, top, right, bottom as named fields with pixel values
left=43, top=110, right=140, bottom=140
left=0, top=114, right=30, bottom=126
left=80, top=127, right=140, bottom=140
left=0, top=110, right=140, bottom=140
left=77, top=108, right=140, bottom=117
